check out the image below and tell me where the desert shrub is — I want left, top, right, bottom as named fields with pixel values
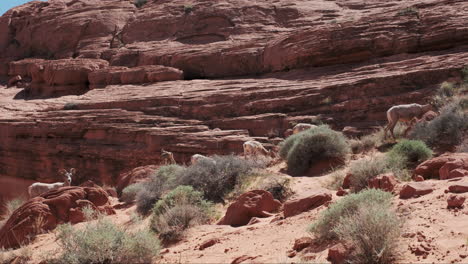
left=387, top=140, right=432, bottom=167
left=63, top=102, right=79, bottom=110
left=152, top=186, right=214, bottom=218
left=151, top=204, right=207, bottom=243
left=0, top=247, right=32, bottom=264
left=177, top=155, right=260, bottom=202
left=308, top=189, right=393, bottom=241
left=334, top=205, right=401, bottom=264
left=279, top=125, right=350, bottom=176
left=52, top=219, right=160, bottom=264
left=134, top=0, right=147, bottom=8
left=184, top=4, right=193, bottom=14
left=257, top=178, right=293, bottom=202
left=120, top=183, right=143, bottom=204
left=325, top=170, right=346, bottom=190
left=136, top=165, right=185, bottom=215
left=348, top=157, right=389, bottom=192
left=0, top=198, right=25, bottom=228
left=431, top=82, right=459, bottom=107
left=410, top=102, right=468, bottom=148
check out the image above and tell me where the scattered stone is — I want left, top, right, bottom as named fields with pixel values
left=447, top=195, right=465, bottom=208
left=415, top=153, right=468, bottom=179
left=448, top=182, right=468, bottom=193
left=231, top=255, right=258, bottom=264
left=327, top=243, right=352, bottom=264
left=218, top=190, right=281, bottom=227
left=336, top=187, right=348, bottom=196
left=283, top=191, right=332, bottom=217
left=413, top=175, right=425, bottom=182
left=292, top=237, right=313, bottom=252
left=287, top=250, right=296, bottom=258
left=199, top=238, right=220, bottom=250
left=342, top=173, right=352, bottom=189
left=368, top=173, right=399, bottom=192
left=399, top=182, right=433, bottom=199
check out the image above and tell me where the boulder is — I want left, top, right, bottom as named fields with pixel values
left=399, top=182, right=433, bottom=199
left=448, top=182, right=468, bottom=193
left=116, top=165, right=159, bottom=194
left=199, top=238, right=220, bottom=250
left=0, top=186, right=114, bottom=249
left=336, top=187, right=348, bottom=196
left=217, top=190, right=281, bottom=227
left=293, top=237, right=313, bottom=252
left=283, top=191, right=332, bottom=218
left=342, top=173, right=352, bottom=189
left=413, top=175, right=425, bottom=182
left=7, top=75, right=22, bottom=88
left=414, top=153, right=468, bottom=179
left=368, top=173, right=399, bottom=192
left=327, top=243, right=352, bottom=264
left=447, top=195, right=465, bottom=208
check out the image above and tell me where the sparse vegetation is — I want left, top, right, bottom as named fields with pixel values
left=348, top=157, right=389, bottom=192
left=387, top=139, right=432, bottom=167
left=121, top=183, right=144, bottom=204
left=176, top=155, right=261, bottom=202
left=136, top=165, right=185, bottom=215
left=0, top=246, right=32, bottom=264
left=51, top=219, right=160, bottom=264
left=410, top=101, right=468, bottom=149
left=0, top=198, right=25, bottom=229
left=397, top=7, right=419, bottom=17
left=309, top=189, right=393, bottom=241
left=325, top=170, right=346, bottom=190
left=63, top=102, right=79, bottom=110
left=134, top=0, right=147, bottom=8
left=184, top=4, right=193, bottom=14
left=334, top=205, right=401, bottom=264
left=150, top=186, right=214, bottom=242
left=279, top=125, right=350, bottom=176
left=257, top=177, right=293, bottom=202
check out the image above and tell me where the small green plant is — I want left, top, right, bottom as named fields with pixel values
left=397, top=7, right=419, bottom=17
left=184, top=4, right=193, bottom=14
left=410, top=102, right=468, bottom=149
left=348, top=157, right=389, bottom=192
left=334, top=205, right=401, bottom=264
left=134, top=0, right=147, bottom=8
left=309, top=189, right=393, bottom=242
left=52, top=219, right=160, bottom=264
left=152, top=186, right=214, bottom=218
left=325, top=170, right=346, bottom=190
left=387, top=139, right=432, bottom=167
left=177, top=155, right=261, bottom=202
left=121, top=183, right=143, bottom=204
left=136, top=165, right=185, bottom=215
left=279, top=125, right=350, bottom=176
left=63, top=102, right=79, bottom=110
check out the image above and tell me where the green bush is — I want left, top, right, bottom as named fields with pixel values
left=152, top=186, right=214, bottom=218
left=1, top=198, right=26, bottom=229
left=151, top=204, right=206, bottom=243
left=348, top=157, right=389, bottom=192
left=334, top=205, right=401, bottom=264
left=134, top=0, right=147, bottom=8
left=308, top=189, right=393, bottom=241
left=279, top=125, right=349, bottom=176
left=177, top=155, right=260, bottom=202
left=257, top=178, right=293, bottom=202
left=387, top=139, right=432, bottom=167
left=325, top=170, right=346, bottom=191
left=410, top=102, right=468, bottom=148
left=120, top=183, right=143, bottom=204
left=136, top=165, right=185, bottom=215
left=52, top=219, right=160, bottom=264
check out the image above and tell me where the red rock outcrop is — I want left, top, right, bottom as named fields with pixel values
left=283, top=191, right=331, bottom=217
left=0, top=0, right=467, bottom=188
left=328, top=243, right=353, bottom=264
left=292, top=237, right=313, bottom=252
left=0, top=186, right=114, bottom=249
left=414, top=153, right=468, bottom=180
left=400, top=182, right=434, bottom=199
left=448, top=182, right=468, bottom=194
left=217, top=190, right=281, bottom=227
left=115, top=165, right=159, bottom=194
left=368, top=173, right=399, bottom=192
left=447, top=194, right=465, bottom=208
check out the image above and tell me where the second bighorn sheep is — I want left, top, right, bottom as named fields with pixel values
left=161, top=149, right=176, bottom=165
left=243, top=140, right=275, bottom=158
left=384, top=103, right=434, bottom=139
left=28, top=168, right=75, bottom=198
left=292, top=123, right=317, bottom=134
left=190, top=154, right=216, bottom=165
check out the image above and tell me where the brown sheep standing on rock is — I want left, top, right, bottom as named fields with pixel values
left=384, top=103, right=434, bottom=140
left=160, top=149, right=176, bottom=165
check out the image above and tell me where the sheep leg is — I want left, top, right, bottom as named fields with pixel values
left=388, top=120, right=398, bottom=140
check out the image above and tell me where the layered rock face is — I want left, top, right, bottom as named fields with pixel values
left=0, top=0, right=467, bottom=188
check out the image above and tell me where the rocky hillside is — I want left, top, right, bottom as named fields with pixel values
left=0, top=0, right=467, bottom=193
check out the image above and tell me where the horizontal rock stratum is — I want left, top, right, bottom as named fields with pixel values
left=0, top=0, right=467, bottom=189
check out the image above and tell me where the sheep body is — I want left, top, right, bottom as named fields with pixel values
left=292, top=123, right=317, bottom=134
left=28, top=168, right=74, bottom=198
left=190, top=154, right=216, bottom=165
left=161, top=149, right=176, bottom=165
left=243, top=140, right=271, bottom=157
left=384, top=103, right=433, bottom=139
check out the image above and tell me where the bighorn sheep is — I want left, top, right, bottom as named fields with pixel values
left=384, top=103, right=434, bottom=139
left=292, top=123, right=317, bottom=134
left=243, top=140, right=275, bottom=158
left=28, top=168, right=75, bottom=198
left=190, top=154, right=216, bottom=165
left=161, top=149, right=176, bottom=165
